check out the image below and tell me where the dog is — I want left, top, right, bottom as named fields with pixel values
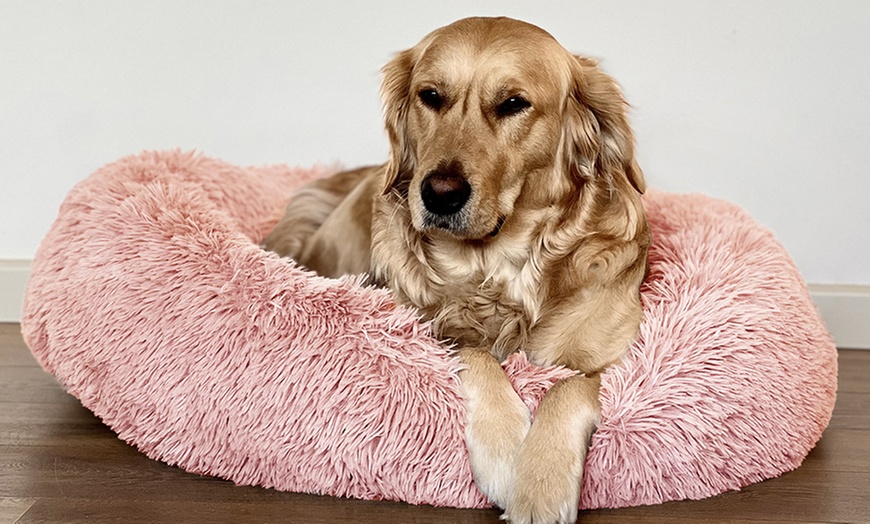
left=263, top=16, right=650, bottom=524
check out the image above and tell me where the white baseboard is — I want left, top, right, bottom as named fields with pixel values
left=808, top=284, right=870, bottom=350
left=0, top=260, right=30, bottom=323
left=1, top=259, right=867, bottom=348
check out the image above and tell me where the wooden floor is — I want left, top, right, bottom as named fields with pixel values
left=1, top=323, right=868, bottom=524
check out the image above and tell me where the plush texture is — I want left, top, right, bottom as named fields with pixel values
left=22, top=150, right=837, bottom=510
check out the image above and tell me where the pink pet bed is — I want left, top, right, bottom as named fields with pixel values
left=22, top=151, right=836, bottom=510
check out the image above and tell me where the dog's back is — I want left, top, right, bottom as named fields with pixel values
left=262, top=165, right=379, bottom=277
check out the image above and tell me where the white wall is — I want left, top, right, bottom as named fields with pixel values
left=2, top=0, right=869, bottom=286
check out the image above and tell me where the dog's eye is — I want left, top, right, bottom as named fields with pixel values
left=496, top=96, right=531, bottom=118
left=418, top=89, right=444, bottom=111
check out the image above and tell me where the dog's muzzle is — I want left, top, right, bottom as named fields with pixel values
left=421, top=160, right=471, bottom=217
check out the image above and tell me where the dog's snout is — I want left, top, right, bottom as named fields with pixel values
left=421, top=161, right=471, bottom=216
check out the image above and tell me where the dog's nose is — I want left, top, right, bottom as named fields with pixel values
left=421, top=162, right=471, bottom=216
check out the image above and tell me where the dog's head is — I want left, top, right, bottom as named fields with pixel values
left=380, top=17, right=644, bottom=240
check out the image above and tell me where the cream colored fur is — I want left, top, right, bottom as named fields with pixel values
left=264, top=17, right=650, bottom=524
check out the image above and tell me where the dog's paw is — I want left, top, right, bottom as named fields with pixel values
left=501, top=418, right=589, bottom=523
left=503, top=461, right=582, bottom=523
left=503, top=476, right=580, bottom=524
left=463, top=385, right=530, bottom=509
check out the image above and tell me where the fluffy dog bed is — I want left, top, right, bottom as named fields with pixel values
left=22, top=150, right=837, bottom=510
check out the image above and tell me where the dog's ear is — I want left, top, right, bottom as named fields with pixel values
left=379, top=48, right=416, bottom=196
left=563, top=55, right=645, bottom=194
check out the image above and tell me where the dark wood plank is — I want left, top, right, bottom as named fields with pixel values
left=0, top=402, right=118, bottom=447
left=0, top=497, right=35, bottom=524
left=0, top=443, right=290, bottom=502
left=801, top=429, right=870, bottom=473
left=827, top=392, right=870, bottom=430
left=586, top=470, right=870, bottom=524
left=5, top=441, right=866, bottom=524
left=0, top=324, right=39, bottom=367
left=23, top=496, right=854, bottom=524
left=838, top=349, right=870, bottom=394
left=18, top=496, right=500, bottom=524
left=0, top=367, right=76, bottom=405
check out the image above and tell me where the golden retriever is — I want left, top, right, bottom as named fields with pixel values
left=263, top=16, right=649, bottom=524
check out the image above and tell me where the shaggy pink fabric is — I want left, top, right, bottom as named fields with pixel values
left=21, top=150, right=837, bottom=510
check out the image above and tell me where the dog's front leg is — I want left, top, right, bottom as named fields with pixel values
left=506, top=373, right=601, bottom=524
left=458, top=347, right=531, bottom=509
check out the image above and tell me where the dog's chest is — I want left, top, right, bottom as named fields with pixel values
left=421, top=237, right=547, bottom=357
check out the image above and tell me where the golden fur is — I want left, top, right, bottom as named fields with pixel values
left=263, top=17, right=649, bottom=524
